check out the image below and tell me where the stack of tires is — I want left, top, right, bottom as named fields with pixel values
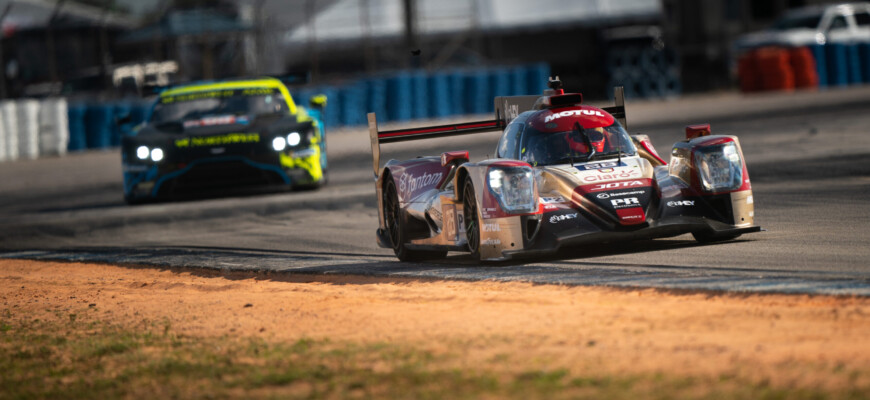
left=606, top=46, right=681, bottom=99
left=736, top=43, right=870, bottom=93
left=294, top=63, right=551, bottom=127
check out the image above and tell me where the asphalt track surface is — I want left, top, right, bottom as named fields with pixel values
left=2, top=87, right=870, bottom=295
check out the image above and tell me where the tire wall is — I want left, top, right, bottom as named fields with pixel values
left=0, top=98, right=150, bottom=163
left=737, top=43, right=870, bottom=93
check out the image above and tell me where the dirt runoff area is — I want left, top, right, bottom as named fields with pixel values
left=3, top=258, right=870, bottom=393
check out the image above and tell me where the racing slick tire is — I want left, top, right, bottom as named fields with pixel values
left=383, top=179, right=447, bottom=262
left=462, top=179, right=482, bottom=260
left=692, top=231, right=741, bottom=243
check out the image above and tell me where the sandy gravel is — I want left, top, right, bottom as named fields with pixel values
left=2, top=259, right=869, bottom=390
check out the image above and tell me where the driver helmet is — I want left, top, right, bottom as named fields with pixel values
left=565, top=127, right=607, bottom=153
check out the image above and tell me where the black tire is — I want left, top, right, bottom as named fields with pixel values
left=383, top=179, right=447, bottom=262
left=692, top=231, right=741, bottom=243
left=462, top=179, right=482, bottom=260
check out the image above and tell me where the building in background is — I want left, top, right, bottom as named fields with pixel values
left=0, top=0, right=862, bottom=100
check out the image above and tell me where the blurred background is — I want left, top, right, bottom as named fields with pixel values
left=1, top=0, right=868, bottom=160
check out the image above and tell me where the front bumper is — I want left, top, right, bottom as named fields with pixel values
left=501, top=216, right=761, bottom=261
left=123, top=147, right=323, bottom=202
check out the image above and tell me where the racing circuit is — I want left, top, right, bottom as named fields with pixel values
left=2, top=87, right=870, bottom=296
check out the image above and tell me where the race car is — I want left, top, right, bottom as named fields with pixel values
left=367, top=78, right=760, bottom=261
left=121, top=77, right=328, bottom=204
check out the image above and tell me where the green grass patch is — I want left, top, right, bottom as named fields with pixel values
left=0, top=309, right=867, bottom=399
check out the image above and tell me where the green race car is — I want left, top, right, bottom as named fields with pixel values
left=121, top=77, right=327, bottom=203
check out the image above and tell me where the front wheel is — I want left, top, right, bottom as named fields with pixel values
left=463, top=179, right=481, bottom=260
left=383, top=179, right=446, bottom=262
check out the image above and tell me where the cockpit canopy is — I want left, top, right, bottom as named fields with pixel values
left=496, top=106, right=637, bottom=166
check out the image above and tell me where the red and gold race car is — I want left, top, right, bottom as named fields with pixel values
left=368, top=78, right=760, bottom=261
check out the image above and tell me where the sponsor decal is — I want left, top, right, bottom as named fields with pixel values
left=549, top=213, right=578, bottom=224
left=616, top=207, right=646, bottom=225
left=544, top=109, right=605, bottom=123
left=582, top=170, right=642, bottom=183
left=161, top=88, right=279, bottom=104
left=608, top=190, right=645, bottom=198
left=483, top=223, right=501, bottom=232
left=540, top=196, right=567, bottom=204
left=576, top=161, right=626, bottom=171
left=588, top=180, right=645, bottom=192
left=482, top=238, right=501, bottom=246
left=610, top=197, right=640, bottom=209
left=747, top=195, right=753, bottom=204
left=399, top=171, right=443, bottom=200
left=597, top=193, right=610, bottom=199
left=183, top=115, right=248, bottom=128
left=667, top=200, right=695, bottom=207
left=175, top=133, right=260, bottom=148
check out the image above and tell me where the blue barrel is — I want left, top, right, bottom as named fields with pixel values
left=846, top=44, right=864, bottom=84
left=860, top=44, right=870, bottom=84
left=386, top=73, right=413, bottom=122
left=84, top=104, right=113, bottom=149
left=411, top=71, right=429, bottom=120
left=366, top=77, right=388, bottom=120
left=464, top=69, right=490, bottom=115
left=510, top=65, right=529, bottom=95
left=67, top=103, right=87, bottom=151
left=427, top=73, right=451, bottom=119
left=340, top=82, right=367, bottom=126
left=825, top=44, right=849, bottom=87
left=318, top=86, right=341, bottom=128
left=489, top=67, right=512, bottom=98
left=449, top=70, right=466, bottom=115
left=809, top=44, right=828, bottom=87
left=526, top=63, right=551, bottom=95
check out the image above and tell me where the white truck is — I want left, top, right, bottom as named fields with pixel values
left=734, top=2, right=870, bottom=50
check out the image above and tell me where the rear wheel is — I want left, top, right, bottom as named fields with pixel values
left=383, top=179, right=446, bottom=262
left=462, top=179, right=481, bottom=260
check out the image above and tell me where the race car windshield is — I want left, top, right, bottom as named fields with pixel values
left=150, top=89, right=286, bottom=124
left=519, top=121, right=636, bottom=166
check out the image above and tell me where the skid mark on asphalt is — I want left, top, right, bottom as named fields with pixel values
left=2, top=248, right=870, bottom=296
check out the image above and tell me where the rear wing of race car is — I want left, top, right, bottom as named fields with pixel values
left=367, top=86, right=627, bottom=178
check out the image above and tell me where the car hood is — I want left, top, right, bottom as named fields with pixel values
left=536, top=156, right=657, bottom=226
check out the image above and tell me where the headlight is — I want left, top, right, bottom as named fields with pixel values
left=136, top=146, right=150, bottom=160
left=694, top=142, right=743, bottom=192
left=150, top=147, right=164, bottom=162
left=287, top=132, right=301, bottom=146
left=272, top=137, right=287, bottom=151
left=487, top=166, right=536, bottom=214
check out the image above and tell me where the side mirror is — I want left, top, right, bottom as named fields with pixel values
left=309, top=94, right=327, bottom=110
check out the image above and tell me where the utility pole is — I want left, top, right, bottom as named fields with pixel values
left=46, top=0, right=67, bottom=88
left=402, top=0, right=417, bottom=68
left=0, top=4, right=12, bottom=99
